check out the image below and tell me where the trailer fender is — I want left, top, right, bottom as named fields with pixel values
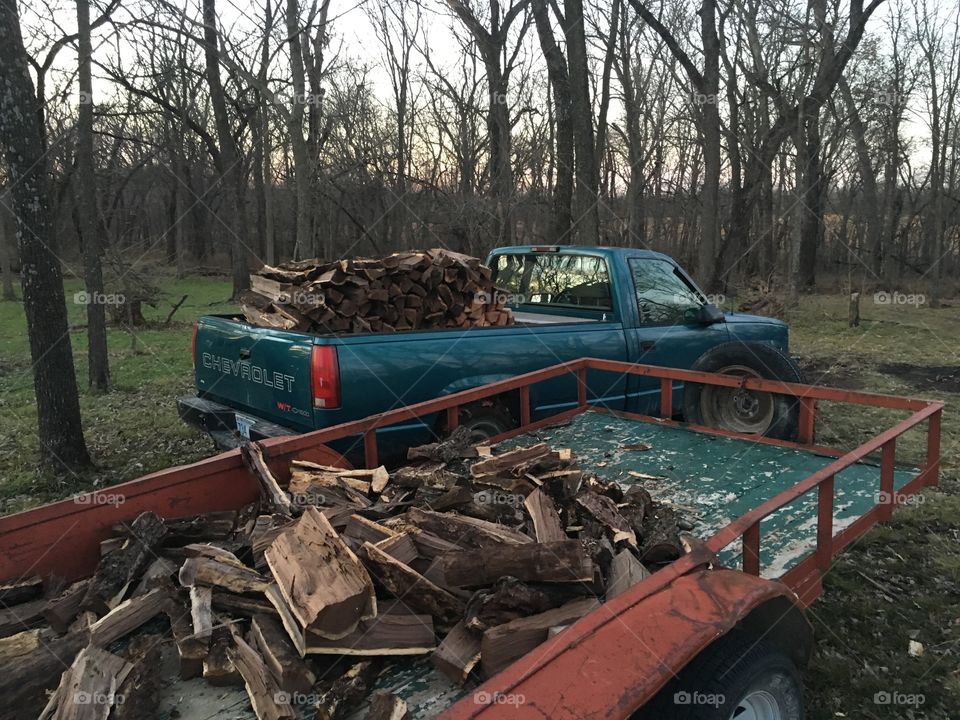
left=443, top=566, right=812, bottom=720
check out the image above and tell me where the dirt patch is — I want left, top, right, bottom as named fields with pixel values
left=798, top=355, right=867, bottom=390
left=878, top=362, right=960, bottom=393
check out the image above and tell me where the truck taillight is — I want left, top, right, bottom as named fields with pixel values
left=191, top=323, right=199, bottom=367
left=311, top=346, right=340, bottom=409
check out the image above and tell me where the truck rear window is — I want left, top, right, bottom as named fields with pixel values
left=492, top=254, right=612, bottom=310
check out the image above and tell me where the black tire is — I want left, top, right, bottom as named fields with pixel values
left=682, top=341, right=805, bottom=441
left=453, top=402, right=515, bottom=442
left=634, top=632, right=805, bottom=720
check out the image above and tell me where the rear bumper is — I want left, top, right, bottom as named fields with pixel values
left=177, top=396, right=299, bottom=450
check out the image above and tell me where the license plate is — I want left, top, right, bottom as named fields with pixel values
left=236, top=414, right=256, bottom=439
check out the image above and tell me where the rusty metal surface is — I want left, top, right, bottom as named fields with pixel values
left=440, top=568, right=802, bottom=720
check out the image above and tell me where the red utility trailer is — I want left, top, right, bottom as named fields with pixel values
left=0, top=359, right=943, bottom=719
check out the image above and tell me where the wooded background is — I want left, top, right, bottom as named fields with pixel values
left=3, top=0, right=958, bottom=301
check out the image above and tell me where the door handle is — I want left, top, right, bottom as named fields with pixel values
left=239, top=348, right=251, bottom=359
left=640, top=340, right=656, bottom=351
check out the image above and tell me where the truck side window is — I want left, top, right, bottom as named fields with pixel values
left=493, top=254, right=612, bottom=310
left=629, top=258, right=703, bottom=325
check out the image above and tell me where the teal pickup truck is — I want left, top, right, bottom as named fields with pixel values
left=178, top=246, right=805, bottom=460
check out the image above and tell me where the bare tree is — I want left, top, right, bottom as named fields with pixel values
left=0, top=0, right=91, bottom=471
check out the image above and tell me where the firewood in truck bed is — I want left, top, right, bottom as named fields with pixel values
left=241, top=249, right=515, bottom=334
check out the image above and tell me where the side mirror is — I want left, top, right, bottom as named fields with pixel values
left=696, top=303, right=725, bottom=324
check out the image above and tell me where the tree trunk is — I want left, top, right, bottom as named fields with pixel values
left=797, top=111, right=822, bottom=290
left=76, top=0, right=110, bottom=393
left=0, top=0, right=92, bottom=471
left=564, top=0, right=599, bottom=245
left=0, top=194, right=16, bottom=301
left=201, top=0, right=248, bottom=296
left=531, top=0, right=572, bottom=241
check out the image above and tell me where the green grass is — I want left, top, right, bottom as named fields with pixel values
left=0, top=282, right=957, bottom=717
left=0, top=274, right=236, bottom=512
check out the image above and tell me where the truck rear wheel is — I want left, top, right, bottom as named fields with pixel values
left=634, top=633, right=804, bottom=720
left=682, top=342, right=805, bottom=441
left=454, top=403, right=515, bottom=442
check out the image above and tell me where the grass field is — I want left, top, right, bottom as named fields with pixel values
left=0, top=277, right=957, bottom=718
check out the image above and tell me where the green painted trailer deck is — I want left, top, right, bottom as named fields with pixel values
left=346, top=412, right=915, bottom=719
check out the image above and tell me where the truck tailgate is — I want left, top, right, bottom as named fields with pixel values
left=194, top=316, right=314, bottom=429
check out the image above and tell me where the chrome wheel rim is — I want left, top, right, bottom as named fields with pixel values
left=730, top=689, right=783, bottom=720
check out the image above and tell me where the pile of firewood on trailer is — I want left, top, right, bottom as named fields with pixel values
left=0, top=429, right=702, bottom=720
left=239, top=249, right=515, bottom=334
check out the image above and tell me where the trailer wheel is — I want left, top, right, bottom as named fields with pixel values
left=634, top=633, right=804, bottom=720
left=453, top=403, right=515, bottom=442
left=682, top=342, right=805, bottom=441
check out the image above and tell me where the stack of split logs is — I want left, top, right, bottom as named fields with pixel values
left=239, top=249, right=515, bottom=334
left=0, top=429, right=702, bottom=720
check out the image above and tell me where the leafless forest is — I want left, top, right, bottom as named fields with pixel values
left=3, top=0, right=959, bottom=296
left=0, top=0, right=958, bottom=468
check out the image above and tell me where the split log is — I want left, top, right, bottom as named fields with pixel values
left=374, top=532, right=419, bottom=565
left=480, top=597, right=600, bottom=677
left=302, top=603, right=436, bottom=656
left=166, top=599, right=207, bottom=679
left=242, top=443, right=293, bottom=517
left=251, top=514, right=295, bottom=570
left=204, top=626, right=242, bottom=686
left=437, top=540, right=594, bottom=587
left=366, top=692, right=409, bottom=720
left=250, top=614, right=315, bottom=693
left=42, top=580, right=88, bottom=633
left=0, top=596, right=49, bottom=635
left=212, top=591, right=279, bottom=618
left=0, top=630, right=88, bottom=712
left=406, top=507, right=532, bottom=549
left=469, top=444, right=551, bottom=478
left=431, top=621, right=481, bottom=684
left=577, top=492, right=637, bottom=547
left=605, top=550, right=651, bottom=600
left=190, top=586, right=214, bottom=640
left=343, top=515, right=397, bottom=547
left=179, top=553, right=273, bottom=594
left=313, top=661, right=379, bottom=720
left=228, top=633, right=296, bottom=720
left=0, top=576, right=42, bottom=606
left=131, top=557, right=177, bottom=595
left=82, top=511, right=168, bottom=614
left=110, top=634, right=163, bottom=720
left=0, top=628, right=41, bottom=659
left=50, top=646, right=133, bottom=720
left=89, top=587, right=169, bottom=647
left=264, top=507, right=376, bottom=643
left=464, top=577, right=575, bottom=632
left=358, top=542, right=464, bottom=624
left=524, top=488, right=567, bottom=542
